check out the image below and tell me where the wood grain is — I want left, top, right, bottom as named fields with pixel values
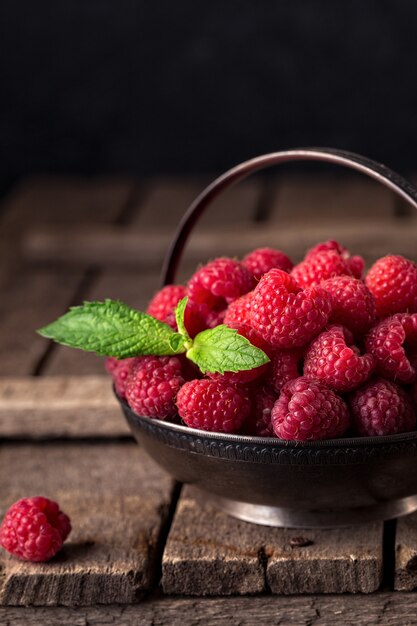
left=0, top=270, right=82, bottom=375
left=162, top=486, right=383, bottom=595
left=0, top=376, right=130, bottom=439
left=0, top=592, right=414, bottom=625
left=22, top=220, right=417, bottom=268
left=395, top=512, right=417, bottom=590
left=0, top=443, right=174, bottom=605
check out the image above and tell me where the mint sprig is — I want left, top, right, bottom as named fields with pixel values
left=38, top=299, right=187, bottom=359
left=38, top=297, right=270, bottom=374
left=186, top=324, right=270, bottom=374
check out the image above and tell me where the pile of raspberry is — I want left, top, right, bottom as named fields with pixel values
left=107, top=243, right=417, bottom=441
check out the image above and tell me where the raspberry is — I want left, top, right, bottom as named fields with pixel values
left=208, top=324, right=271, bottom=384
left=350, top=378, right=416, bottom=436
left=147, top=285, right=204, bottom=337
left=147, top=285, right=186, bottom=323
left=365, top=255, right=417, bottom=317
left=365, top=314, right=417, bottom=383
left=187, top=257, right=255, bottom=320
left=241, top=386, right=277, bottom=437
left=224, top=292, right=254, bottom=328
left=291, top=250, right=352, bottom=288
left=251, top=269, right=332, bottom=348
left=305, top=240, right=364, bottom=280
left=0, top=497, right=71, bottom=562
left=271, top=377, right=350, bottom=441
left=242, top=248, right=293, bottom=280
left=268, top=349, right=301, bottom=393
left=304, top=325, right=374, bottom=392
left=321, top=276, right=377, bottom=338
left=125, top=356, right=185, bottom=419
left=105, top=356, right=137, bottom=399
left=204, top=308, right=226, bottom=329
left=176, top=379, right=251, bottom=433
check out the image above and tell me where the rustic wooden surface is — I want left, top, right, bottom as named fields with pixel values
left=0, top=444, right=175, bottom=605
left=0, top=592, right=415, bottom=626
left=1, top=172, right=417, bottom=621
left=162, top=486, right=383, bottom=595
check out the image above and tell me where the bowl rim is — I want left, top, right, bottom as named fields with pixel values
left=118, top=392, right=417, bottom=449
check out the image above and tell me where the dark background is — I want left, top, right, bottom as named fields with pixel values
left=1, top=0, right=416, bottom=189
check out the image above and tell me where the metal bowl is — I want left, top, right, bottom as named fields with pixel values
left=120, top=396, right=417, bottom=527
left=121, top=148, right=417, bottom=528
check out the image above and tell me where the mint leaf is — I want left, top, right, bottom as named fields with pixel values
left=175, top=296, right=191, bottom=343
left=186, top=325, right=270, bottom=374
left=37, top=299, right=187, bottom=358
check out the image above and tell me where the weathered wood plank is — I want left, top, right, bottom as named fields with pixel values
left=394, top=512, right=417, bottom=590
left=0, top=270, right=82, bottom=375
left=0, top=443, right=174, bottom=605
left=26, top=221, right=417, bottom=268
left=162, top=486, right=383, bottom=595
left=0, top=176, right=135, bottom=228
left=0, top=376, right=130, bottom=439
left=270, top=174, right=396, bottom=224
left=0, top=592, right=413, bottom=625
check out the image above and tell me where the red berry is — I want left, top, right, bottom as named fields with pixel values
left=224, top=292, right=254, bottom=328
left=350, top=378, right=416, bottom=436
left=251, top=269, right=332, bottom=348
left=125, top=356, right=185, bottom=419
left=304, top=325, right=374, bottom=392
left=147, top=285, right=186, bottom=323
left=0, top=497, right=71, bottom=562
left=365, top=255, right=417, bottom=317
left=241, top=386, right=277, bottom=437
left=305, top=240, right=364, bottom=280
left=271, top=377, right=350, bottom=441
left=242, top=247, right=293, bottom=280
left=105, top=356, right=137, bottom=399
left=291, top=250, right=353, bottom=288
left=176, top=379, right=251, bottom=433
left=365, top=314, right=417, bottom=383
left=322, top=276, right=377, bottom=338
left=187, top=257, right=255, bottom=319
left=268, top=349, right=301, bottom=393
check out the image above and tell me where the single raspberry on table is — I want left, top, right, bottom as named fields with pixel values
left=365, top=314, right=417, bottom=383
left=321, top=275, right=376, bottom=338
left=105, top=356, right=137, bottom=399
left=242, top=247, right=293, bottom=280
left=241, top=386, right=277, bottom=437
left=187, top=257, right=255, bottom=320
left=365, top=255, right=417, bottom=318
left=350, top=378, right=416, bottom=436
left=0, top=496, right=71, bottom=562
left=250, top=269, right=332, bottom=348
left=304, top=325, right=374, bottom=392
left=125, top=356, right=185, bottom=419
left=268, top=349, right=302, bottom=393
left=176, top=378, right=251, bottom=433
left=271, top=377, right=350, bottom=441
left=291, top=250, right=353, bottom=288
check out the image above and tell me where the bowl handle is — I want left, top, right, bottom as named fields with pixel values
left=161, top=147, right=417, bottom=285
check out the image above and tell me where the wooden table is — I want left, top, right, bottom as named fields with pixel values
left=1, top=172, right=417, bottom=624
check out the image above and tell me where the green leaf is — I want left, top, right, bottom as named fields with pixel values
left=175, top=296, right=191, bottom=343
left=37, top=299, right=187, bottom=359
left=186, top=325, right=270, bottom=374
